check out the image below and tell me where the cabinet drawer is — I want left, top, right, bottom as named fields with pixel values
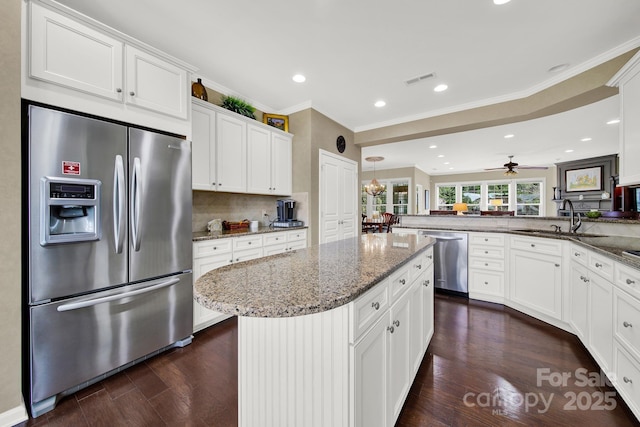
left=287, top=229, right=307, bottom=242
left=510, top=236, right=563, bottom=256
left=614, top=343, right=640, bottom=416
left=389, top=265, right=411, bottom=302
left=469, top=257, right=504, bottom=271
left=616, top=262, right=640, bottom=300
left=408, top=253, right=428, bottom=284
left=262, top=243, right=287, bottom=256
left=288, top=239, right=307, bottom=251
left=424, top=246, right=434, bottom=267
left=615, top=288, right=640, bottom=361
left=351, top=280, right=389, bottom=343
left=193, top=239, right=233, bottom=258
left=233, top=235, right=263, bottom=250
left=469, top=233, right=505, bottom=247
left=588, top=252, right=614, bottom=282
left=233, top=247, right=263, bottom=263
left=569, top=244, right=588, bottom=266
left=469, top=246, right=505, bottom=259
left=263, top=232, right=287, bottom=246
left=469, top=269, right=504, bottom=297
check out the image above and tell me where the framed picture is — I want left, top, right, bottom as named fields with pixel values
left=565, top=166, right=602, bottom=192
left=263, top=113, right=289, bottom=132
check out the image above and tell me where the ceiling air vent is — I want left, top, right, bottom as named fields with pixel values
left=405, top=72, right=436, bottom=86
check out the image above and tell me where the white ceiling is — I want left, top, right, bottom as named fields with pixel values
left=54, top=0, right=640, bottom=174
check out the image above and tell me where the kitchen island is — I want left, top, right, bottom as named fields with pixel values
left=194, top=233, right=435, bottom=427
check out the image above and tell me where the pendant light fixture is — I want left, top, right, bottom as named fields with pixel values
left=364, top=156, right=386, bottom=196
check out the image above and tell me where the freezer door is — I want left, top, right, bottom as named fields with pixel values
left=29, top=272, right=193, bottom=406
left=128, top=128, right=192, bottom=281
left=28, top=105, right=128, bottom=303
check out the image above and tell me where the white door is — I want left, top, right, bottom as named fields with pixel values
left=588, top=274, right=613, bottom=371
left=191, top=102, right=216, bottom=190
left=30, top=3, right=124, bottom=101
left=353, top=317, right=388, bottom=427
left=125, top=46, right=188, bottom=119
left=271, top=133, right=292, bottom=196
left=247, top=124, right=272, bottom=194
left=319, top=150, right=358, bottom=243
left=216, top=113, right=247, bottom=193
left=569, top=262, right=589, bottom=342
left=422, top=264, right=435, bottom=345
left=388, top=291, right=412, bottom=426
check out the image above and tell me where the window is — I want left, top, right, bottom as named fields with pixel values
left=435, top=179, right=544, bottom=216
left=461, top=184, right=481, bottom=213
left=437, top=185, right=456, bottom=210
left=362, top=179, right=410, bottom=216
left=487, top=183, right=510, bottom=211
left=516, top=182, right=542, bottom=216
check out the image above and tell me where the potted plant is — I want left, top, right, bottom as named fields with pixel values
left=220, top=95, right=256, bottom=119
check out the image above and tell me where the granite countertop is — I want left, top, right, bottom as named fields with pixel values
left=193, top=225, right=308, bottom=242
left=395, top=225, right=640, bottom=270
left=194, top=233, right=435, bottom=318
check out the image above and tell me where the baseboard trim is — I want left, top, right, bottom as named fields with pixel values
left=0, top=399, right=28, bottom=427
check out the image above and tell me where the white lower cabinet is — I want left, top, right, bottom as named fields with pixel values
left=509, top=236, right=563, bottom=322
left=193, top=229, right=306, bottom=332
left=613, top=286, right=640, bottom=419
left=352, top=248, right=434, bottom=427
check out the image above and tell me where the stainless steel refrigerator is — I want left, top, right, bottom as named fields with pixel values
left=24, top=104, right=193, bottom=417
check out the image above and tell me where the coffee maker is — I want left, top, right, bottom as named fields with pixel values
left=274, top=199, right=303, bottom=227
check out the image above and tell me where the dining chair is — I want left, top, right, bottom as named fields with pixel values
left=381, top=212, right=395, bottom=233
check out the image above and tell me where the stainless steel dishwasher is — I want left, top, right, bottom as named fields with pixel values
left=420, top=230, right=468, bottom=295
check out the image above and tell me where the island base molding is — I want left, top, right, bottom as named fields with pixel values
left=238, top=305, right=351, bottom=427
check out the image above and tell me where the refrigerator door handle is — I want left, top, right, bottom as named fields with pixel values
left=56, top=277, right=180, bottom=312
left=131, top=157, right=142, bottom=251
left=113, top=155, right=126, bottom=253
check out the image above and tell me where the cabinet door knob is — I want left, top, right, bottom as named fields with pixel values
left=484, top=263, right=489, bottom=267
left=248, top=241, right=252, bottom=245
left=393, top=320, right=400, bottom=327
left=387, top=326, right=395, bottom=334
left=371, top=302, right=380, bottom=310
left=428, top=255, right=433, bottom=259
left=399, top=279, right=406, bottom=285
left=213, top=247, right=217, bottom=250
left=624, top=321, right=633, bottom=328
left=484, top=238, right=488, bottom=242
left=129, top=91, right=135, bottom=96
left=624, top=376, right=633, bottom=384
left=574, top=252, right=580, bottom=257
left=484, top=281, right=489, bottom=285
left=212, top=182, right=216, bottom=185
left=116, top=88, right=122, bottom=93
left=531, top=244, right=536, bottom=248
left=555, top=264, right=560, bottom=267
left=415, top=264, right=422, bottom=270
left=423, top=280, right=430, bottom=287
left=627, top=279, right=636, bottom=285
left=595, top=262, right=603, bottom=268
left=484, top=251, right=489, bottom=254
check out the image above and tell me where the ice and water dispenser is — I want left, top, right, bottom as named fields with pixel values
left=40, top=177, right=101, bottom=245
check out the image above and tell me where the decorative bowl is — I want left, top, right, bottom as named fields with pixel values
left=585, top=211, right=601, bottom=219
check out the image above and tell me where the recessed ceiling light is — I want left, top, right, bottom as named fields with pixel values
left=493, top=0, right=511, bottom=4
left=292, top=74, right=306, bottom=83
left=607, top=119, right=620, bottom=125
left=581, top=137, right=592, bottom=142
left=437, top=154, right=444, bottom=158
left=443, top=162, right=450, bottom=165
left=434, top=84, right=448, bottom=92
left=504, top=134, right=515, bottom=139
left=565, top=149, right=574, bottom=153
left=448, top=167, right=454, bottom=170
left=548, top=63, right=570, bottom=73
left=429, top=145, right=437, bottom=149
left=374, top=100, right=386, bottom=108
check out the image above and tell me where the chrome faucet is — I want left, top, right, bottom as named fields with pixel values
left=561, top=199, right=582, bottom=233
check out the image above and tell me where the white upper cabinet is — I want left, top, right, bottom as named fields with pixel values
left=124, top=46, right=188, bottom=119
left=608, top=50, right=640, bottom=186
left=191, top=102, right=216, bottom=190
left=216, top=113, right=247, bottom=193
left=271, top=132, right=293, bottom=196
left=247, top=124, right=293, bottom=196
left=29, top=3, right=124, bottom=101
left=192, top=99, right=293, bottom=195
left=27, top=2, right=192, bottom=125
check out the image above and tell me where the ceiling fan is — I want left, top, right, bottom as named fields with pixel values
left=484, top=155, right=548, bottom=175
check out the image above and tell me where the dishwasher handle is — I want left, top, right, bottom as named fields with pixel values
left=426, top=235, right=464, bottom=241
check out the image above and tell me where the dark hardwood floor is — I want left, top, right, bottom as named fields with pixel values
left=19, top=294, right=639, bottom=426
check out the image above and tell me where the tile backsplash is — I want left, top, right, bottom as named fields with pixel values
left=192, top=191, right=309, bottom=232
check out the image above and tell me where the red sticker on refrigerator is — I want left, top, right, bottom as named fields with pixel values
left=62, top=161, right=81, bottom=175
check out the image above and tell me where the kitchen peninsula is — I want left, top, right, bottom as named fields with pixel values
left=194, top=233, right=435, bottom=427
